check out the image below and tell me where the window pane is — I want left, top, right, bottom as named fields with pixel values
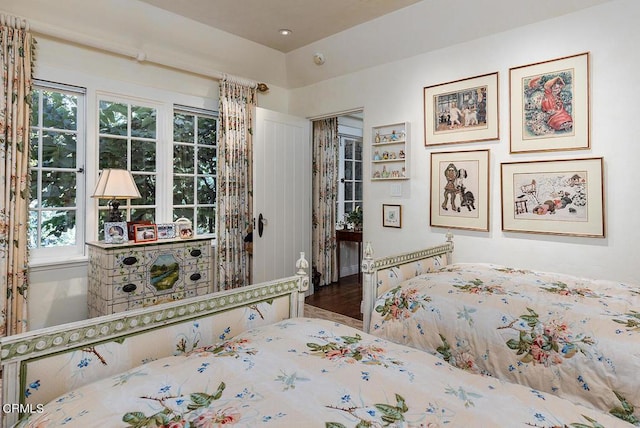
left=42, top=131, right=76, bottom=168
left=130, top=208, right=155, bottom=223
left=197, top=176, right=215, bottom=204
left=197, top=147, right=216, bottom=174
left=131, top=105, right=157, bottom=138
left=173, top=208, right=193, bottom=223
left=39, top=210, right=77, bottom=247
left=196, top=206, right=215, bottom=234
left=344, top=139, right=353, bottom=160
left=173, top=176, right=194, bottom=205
left=43, top=91, right=77, bottom=130
left=354, top=140, right=362, bottom=161
left=344, top=162, right=353, bottom=180
left=42, top=171, right=76, bottom=207
left=99, top=101, right=128, bottom=135
left=355, top=182, right=363, bottom=201
left=30, top=132, right=39, bottom=167
left=131, top=140, right=156, bottom=172
left=355, top=161, right=362, bottom=180
left=30, top=170, right=39, bottom=208
left=174, top=145, right=195, bottom=174
left=99, top=137, right=127, bottom=169
left=134, top=175, right=156, bottom=205
left=174, top=112, right=194, bottom=142
left=345, top=182, right=353, bottom=200
left=198, top=117, right=216, bottom=145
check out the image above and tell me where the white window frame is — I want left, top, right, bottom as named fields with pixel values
left=29, top=80, right=87, bottom=265
left=337, top=127, right=363, bottom=223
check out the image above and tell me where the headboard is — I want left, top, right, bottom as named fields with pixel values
left=361, top=234, right=454, bottom=332
left=0, top=255, right=309, bottom=427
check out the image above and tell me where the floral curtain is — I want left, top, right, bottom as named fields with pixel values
left=311, top=118, right=339, bottom=286
left=216, top=77, right=256, bottom=290
left=0, top=15, right=35, bottom=336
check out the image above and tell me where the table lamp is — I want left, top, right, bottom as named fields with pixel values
left=92, top=169, right=141, bottom=222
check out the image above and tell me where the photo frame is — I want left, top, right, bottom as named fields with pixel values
left=424, top=72, right=499, bottom=146
left=104, top=221, right=128, bottom=244
left=156, top=223, right=176, bottom=239
left=134, top=224, right=158, bottom=243
left=509, top=52, right=590, bottom=153
left=382, top=204, right=402, bottom=228
left=501, top=157, right=604, bottom=237
left=430, top=149, right=490, bottom=231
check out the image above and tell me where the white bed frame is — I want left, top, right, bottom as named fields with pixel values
left=0, top=254, right=309, bottom=427
left=361, top=233, right=454, bottom=332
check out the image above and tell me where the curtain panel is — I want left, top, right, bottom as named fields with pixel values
left=0, top=15, right=35, bottom=336
left=216, top=79, right=256, bottom=290
left=311, top=118, right=339, bottom=286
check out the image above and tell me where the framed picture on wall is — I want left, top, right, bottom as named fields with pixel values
left=382, top=204, right=402, bottom=228
left=501, top=157, right=604, bottom=237
left=423, top=72, right=499, bottom=146
left=509, top=52, right=590, bottom=153
left=430, top=149, right=490, bottom=231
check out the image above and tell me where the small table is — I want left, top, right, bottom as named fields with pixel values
left=336, top=229, right=363, bottom=283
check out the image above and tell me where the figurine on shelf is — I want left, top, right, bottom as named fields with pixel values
left=399, top=149, right=405, bottom=159
left=401, top=167, right=406, bottom=177
left=375, top=131, right=381, bottom=144
left=390, top=152, right=397, bottom=159
left=373, top=170, right=382, bottom=179
left=390, top=130, right=398, bottom=141
left=382, top=166, right=390, bottom=178
left=391, top=170, right=400, bottom=178
left=373, top=151, right=381, bottom=161
left=382, top=151, right=389, bottom=159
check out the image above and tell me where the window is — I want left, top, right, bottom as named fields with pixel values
left=29, top=82, right=86, bottom=260
left=337, top=134, right=363, bottom=221
left=172, top=107, right=217, bottom=235
left=97, top=96, right=158, bottom=228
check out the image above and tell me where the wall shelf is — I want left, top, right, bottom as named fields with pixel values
left=371, top=122, right=409, bottom=180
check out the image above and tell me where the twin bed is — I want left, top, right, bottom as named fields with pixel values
left=1, top=239, right=638, bottom=427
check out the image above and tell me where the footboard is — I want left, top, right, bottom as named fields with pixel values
left=361, top=234, right=454, bottom=332
left=0, top=255, right=309, bottom=427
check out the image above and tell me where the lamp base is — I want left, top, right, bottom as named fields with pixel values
left=107, top=200, right=123, bottom=223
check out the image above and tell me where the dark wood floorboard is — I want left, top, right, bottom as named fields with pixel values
left=305, top=274, right=363, bottom=320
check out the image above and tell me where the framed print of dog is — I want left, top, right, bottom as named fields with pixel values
left=509, top=52, right=590, bottom=153
left=424, top=72, right=499, bottom=146
left=501, top=157, right=604, bottom=237
left=430, top=149, right=490, bottom=231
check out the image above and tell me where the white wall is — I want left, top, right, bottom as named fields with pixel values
left=290, top=0, right=640, bottom=284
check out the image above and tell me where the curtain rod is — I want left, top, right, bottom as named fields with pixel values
left=12, top=14, right=269, bottom=92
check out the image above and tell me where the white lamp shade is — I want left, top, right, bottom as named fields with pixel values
left=92, top=169, right=142, bottom=199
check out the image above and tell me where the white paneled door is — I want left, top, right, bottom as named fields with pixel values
left=252, top=108, right=311, bottom=290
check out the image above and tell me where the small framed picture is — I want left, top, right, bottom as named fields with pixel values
left=156, top=223, right=176, bottom=239
left=175, top=218, right=194, bottom=239
left=104, top=222, right=128, bottom=244
left=382, top=204, right=402, bottom=228
left=134, top=224, right=158, bottom=243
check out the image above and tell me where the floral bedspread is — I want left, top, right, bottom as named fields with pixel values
left=16, top=317, right=633, bottom=427
left=370, top=263, right=640, bottom=425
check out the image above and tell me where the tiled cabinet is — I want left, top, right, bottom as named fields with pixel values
left=87, top=238, right=213, bottom=317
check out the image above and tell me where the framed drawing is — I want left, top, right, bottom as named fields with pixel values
left=430, top=149, right=490, bottom=231
left=382, top=204, right=402, bottom=228
left=104, top=222, right=128, bottom=244
left=501, top=157, right=604, bottom=237
left=424, top=72, right=499, bottom=146
left=134, top=224, right=158, bottom=243
left=156, top=223, right=176, bottom=239
left=509, top=52, right=590, bottom=153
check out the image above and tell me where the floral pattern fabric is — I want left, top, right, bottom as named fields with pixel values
left=370, top=263, right=640, bottom=425
left=17, top=318, right=633, bottom=427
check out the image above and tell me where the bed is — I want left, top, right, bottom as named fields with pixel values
left=0, top=250, right=634, bottom=427
left=362, top=235, right=640, bottom=426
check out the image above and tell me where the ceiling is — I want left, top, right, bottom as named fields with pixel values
left=137, top=0, right=422, bottom=53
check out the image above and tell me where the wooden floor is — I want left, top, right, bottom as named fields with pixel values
left=304, top=274, right=363, bottom=320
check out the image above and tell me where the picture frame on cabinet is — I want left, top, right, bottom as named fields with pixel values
left=509, top=52, right=590, bottom=153
left=430, top=149, right=490, bottom=232
left=423, top=72, right=499, bottom=146
left=134, top=224, right=158, bottom=243
left=156, top=223, right=176, bottom=239
left=104, top=221, right=128, bottom=244
left=500, top=157, right=604, bottom=237
left=382, top=204, right=402, bottom=228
